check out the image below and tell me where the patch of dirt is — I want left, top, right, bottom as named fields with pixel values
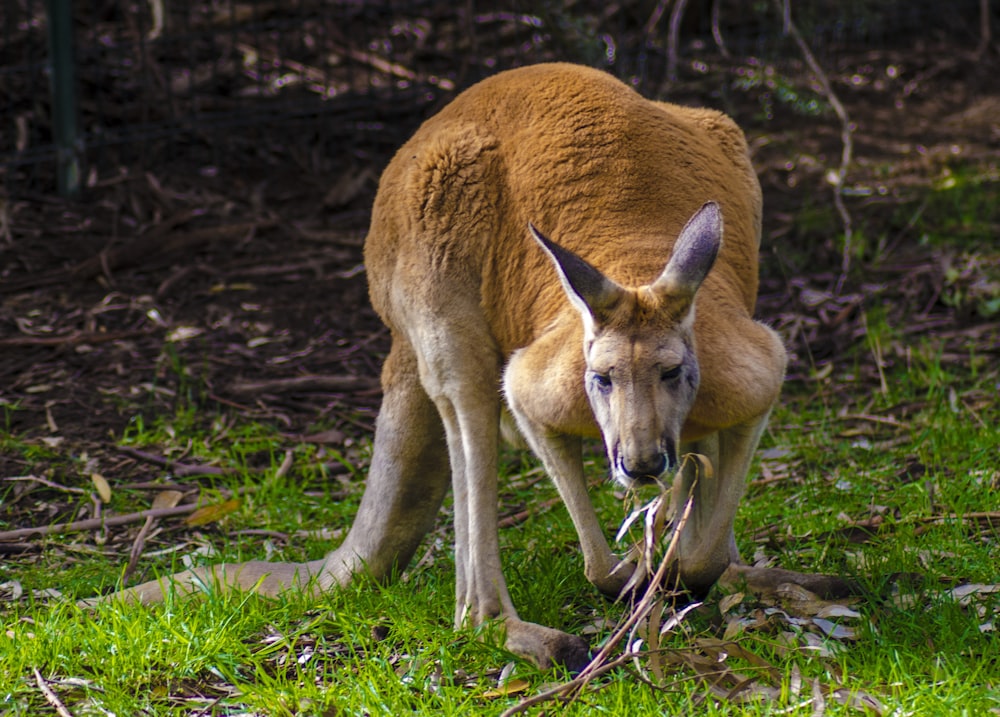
left=1, top=164, right=383, bottom=458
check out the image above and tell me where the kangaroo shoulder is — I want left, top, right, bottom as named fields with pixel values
left=387, top=121, right=499, bottom=226
left=654, top=103, right=752, bottom=165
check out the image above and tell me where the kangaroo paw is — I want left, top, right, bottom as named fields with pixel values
left=719, top=564, right=862, bottom=601
left=503, top=618, right=591, bottom=672
left=588, top=558, right=638, bottom=600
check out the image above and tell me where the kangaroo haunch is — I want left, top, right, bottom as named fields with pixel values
left=85, top=63, right=789, bottom=671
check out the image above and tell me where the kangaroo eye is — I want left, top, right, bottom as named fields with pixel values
left=592, top=372, right=612, bottom=391
left=661, top=365, right=682, bottom=381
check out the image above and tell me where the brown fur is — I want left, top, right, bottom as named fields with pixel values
left=84, top=64, right=800, bottom=671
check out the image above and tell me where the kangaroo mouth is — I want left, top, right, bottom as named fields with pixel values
left=611, top=451, right=671, bottom=489
left=611, top=444, right=677, bottom=489
left=619, top=471, right=666, bottom=488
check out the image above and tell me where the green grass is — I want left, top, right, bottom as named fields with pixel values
left=3, top=345, right=998, bottom=716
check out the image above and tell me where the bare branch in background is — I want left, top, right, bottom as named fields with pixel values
left=643, top=0, right=688, bottom=82
left=642, top=0, right=670, bottom=37
left=976, top=0, right=992, bottom=60
left=667, top=0, right=691, bottom=81
left=776, top=0, right=855, bottom=290
left=147, top=0, right=164, bottom=41
left=711, top=0, right=730, bottom=58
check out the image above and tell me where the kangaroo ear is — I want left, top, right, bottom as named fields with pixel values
left=651, top=201, right=723, bottom=301
left=529, top=223, right=624, bottom=323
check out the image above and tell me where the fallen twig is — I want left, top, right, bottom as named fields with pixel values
left=33, top=668, right=75, bottom=717
left=124, top=490, right=184, bottom=580
left=498, top=497, right=563, bottom=529
left=124, top=514, right=156, bottom=581
left=0, top=504, right=199, bottom=542
left=274, top=449, right=294, bottom=480
left=0, top=328, right=160, bottom=347
left=0, top=217, right=276, bottom=295
left=836, top=413, right=904, bottom=427
left=915, top=511, right=1000, bottom=532
left=229, top=374, right=379, bottom=395
left=116, top=481, right=199, bottom=492
left=4, top=475, right=87, bottom=494
left=755, top=510, right=1000, bottom=547
left=72, top=217, right=272, bottom=282
left=115, top=446, right=234, bottom=477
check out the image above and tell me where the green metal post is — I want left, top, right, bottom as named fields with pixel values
left=47, top=0, right=81, bottom=198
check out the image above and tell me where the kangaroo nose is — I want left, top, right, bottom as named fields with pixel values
left=621, top=453, right=668, bottom=482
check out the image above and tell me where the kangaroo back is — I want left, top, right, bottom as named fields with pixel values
left=365, top=63, right=762, bottom=322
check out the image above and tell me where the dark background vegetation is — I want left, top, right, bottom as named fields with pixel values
left=1, top=0, right=998, bottom=481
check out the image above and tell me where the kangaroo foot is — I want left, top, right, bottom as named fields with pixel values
left=503, top=617, right=591, bottom=672
left=719, top=564, right=862, bottom=601
left=591, top=557, right=640, bottom=601
left=77, top=559, right=326, bottom=608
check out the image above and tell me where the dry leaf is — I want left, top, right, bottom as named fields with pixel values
left=185, top=498, right=241, bottom=526
left=481, top=678, right=530, bottom=698
left=166, top=326, right=204, bottom=342
left=91, top=473, right=112, bottom=502
left=719, top=592, right=746, bottom=614
left=300, top=428, right=347, bottom=445
left=812, top=617, right=857, bottom=640
left=815, top=604, right=861, bottom=620
left=949, top=583, right=1000, bottom=604
left=152, top=489, right=184, bottom=509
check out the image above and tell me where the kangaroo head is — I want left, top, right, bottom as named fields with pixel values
left=530, top=202, right=722, bottom=487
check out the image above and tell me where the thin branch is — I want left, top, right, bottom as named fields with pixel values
left=976, top=0, right=992, bottom=60
left=918, top=511, right=1000, bottom=527
left=775, top=0, right=855, bottom=290
left=501, top=492, right=697, bottom=717
left=711, top=0, right=730, bottom=58
left=642, top=0, right=670, bottom=37
left=497, top=497, right=563, bottom=528
left=0, top=328, right=160, bottom=347
left=667, top=0, right=691, bottom=82
left=4, top=475, right=87, bottom=494
left=0, top=504, right=200, bottom=541
left=33, top=668, right=75, bottom=717
left=115, top=446, right=234, bottom=476
left=229, top=374, right=379, bottom=396
left=123, top=514, right=157, bottom=580
left=116, top=481, right=199, bottom=491
left=274, top=449, right=294, bottom=480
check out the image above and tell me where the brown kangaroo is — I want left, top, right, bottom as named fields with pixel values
left=84, top=63, right=793, bottom=670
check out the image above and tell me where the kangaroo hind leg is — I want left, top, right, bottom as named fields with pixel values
left=80, top=334, right=451, bottom=608
left=317, top=334, right=451, bottom=589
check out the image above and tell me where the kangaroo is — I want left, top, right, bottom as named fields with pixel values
left=85, top=63, right=790, bottom=670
